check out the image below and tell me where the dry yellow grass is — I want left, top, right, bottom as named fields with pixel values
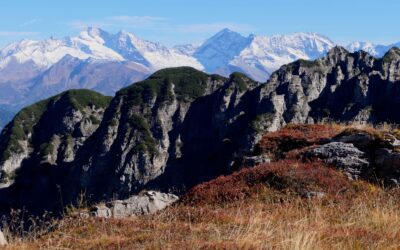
left=5, top=186, right=400, bottom=250
left=4, top=123, right=400, bottom=250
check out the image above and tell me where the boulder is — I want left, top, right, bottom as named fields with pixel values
left=300, top=191, right=325, bottom=199
left=374, top=148, right=400, bottom=185
left=333, top=129, right=400, bottom=151
left=333, top=130, right=376, bottom=151
left=304, top=142, right=370, bottom=179
left=241, top=155, right=271, bottom=167
left=91, top=191, right=179, bottom=219
left=90, top=205, right=112, bottom=219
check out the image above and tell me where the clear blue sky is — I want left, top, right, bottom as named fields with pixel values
left=1, top=0, right=399, bottom=47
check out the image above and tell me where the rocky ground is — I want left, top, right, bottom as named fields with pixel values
left=2, top=124, right=400, bottom=249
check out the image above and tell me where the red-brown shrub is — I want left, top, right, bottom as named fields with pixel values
left=256, top=124, right=342, bottom=160
left=184, top=159, right=357, bottom=205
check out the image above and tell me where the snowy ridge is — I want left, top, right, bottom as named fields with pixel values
left=172, top=44, right=199, bottom=56
left=0, top=27, right=203, bottom=71
left=346, top=41, right=400, bottom=58
left=230, top=32, right=335, bottom=80
left=0, top=27, right=399, bottom=112
left=2, top=27, right=400, bottom=82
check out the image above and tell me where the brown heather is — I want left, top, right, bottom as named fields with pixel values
left=256, top=124, right=343, bottom=160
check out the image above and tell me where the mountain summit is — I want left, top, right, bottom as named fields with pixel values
left=193, top=28, right=253, bottom=72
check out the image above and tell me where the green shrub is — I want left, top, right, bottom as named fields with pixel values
left=119, top=67, right=224, bottom=105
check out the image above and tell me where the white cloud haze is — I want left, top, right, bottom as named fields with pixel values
left=0, top=31, right=40, bottom=37
left=19, top=19, right=39, bottom=27
left=67, top=16, right=253, bottom=35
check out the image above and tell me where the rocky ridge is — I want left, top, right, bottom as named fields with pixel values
left=0, top=46, right=400, bottom=214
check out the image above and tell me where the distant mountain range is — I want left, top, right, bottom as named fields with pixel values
left=0, top=27, right=399, bottom=124
left=346, top=41, right=400, bottom=57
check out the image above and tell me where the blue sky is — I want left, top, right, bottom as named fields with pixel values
left=1, top=0, right=400, bottom=47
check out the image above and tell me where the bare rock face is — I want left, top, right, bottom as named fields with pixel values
left=91, top=191, right=179, bottom=219
left=75, top=47, right=400, bottom=201
left=75, top=68, right=263, bottom=201
left=261, top=47, right=400, bottom=126
left=304, top=129, right=400, bottom=185
left=305, top=142, right=370, bottom=179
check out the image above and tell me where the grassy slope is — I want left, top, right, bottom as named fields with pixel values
left=5, top=124, right=400, bottom=249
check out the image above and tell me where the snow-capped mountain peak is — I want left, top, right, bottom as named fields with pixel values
left=76, top=27, right=114, bottom=46
left=109, top=30, right=203, bottom=70
left=255, top=32, right=334, bottom=55
left=227, top=32, right=335, bottom=81
left=211, top=28, right=244, bottom=40
left=188, top=30, right=336, bottom=80
left=85, top=27, right=106, bottom=37
left=193, top=28, right=253, bottom=72
left=345, top=41, right=399, bottom=58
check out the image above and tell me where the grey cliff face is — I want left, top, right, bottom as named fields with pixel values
left=260, top=47, right=400, bottom=126
left=75, top=46, right=400, bottom=201
left=74, top=68, right=263, bottom=200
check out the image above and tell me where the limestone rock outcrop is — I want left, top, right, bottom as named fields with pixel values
left=305, top=128, right=400, bottom=185
left=91, top=191, right=179, bottom=218
left=305, top=142, right=369, bottom=179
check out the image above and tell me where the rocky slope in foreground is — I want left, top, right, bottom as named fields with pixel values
left=0, top=46, right=400, bottom=214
